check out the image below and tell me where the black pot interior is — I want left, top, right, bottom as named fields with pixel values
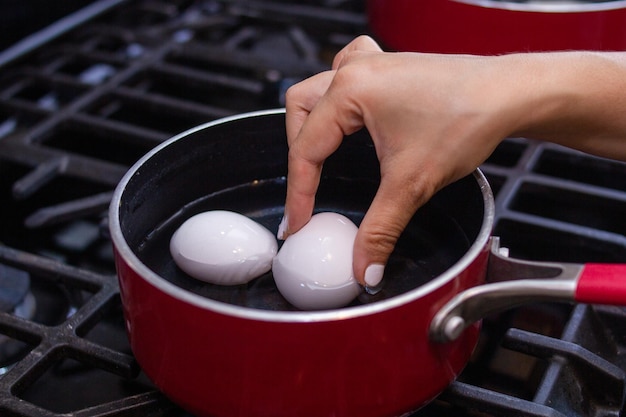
left=118, top=112, right=486, bottom=311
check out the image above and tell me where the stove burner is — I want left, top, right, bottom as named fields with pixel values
left=0, top=264, right=36, bottom=373
left=0, top=264, right=33, bottom=315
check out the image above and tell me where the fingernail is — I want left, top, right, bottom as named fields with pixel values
left=277, top=214, right=288, bottom=240
left=364, top=264, right=385, bottom=290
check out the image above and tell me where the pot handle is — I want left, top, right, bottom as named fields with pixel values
left=429, top=237, right=626, bottom=343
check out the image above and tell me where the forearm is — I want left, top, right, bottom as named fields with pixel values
left=501, top=51, right=626, bottom=161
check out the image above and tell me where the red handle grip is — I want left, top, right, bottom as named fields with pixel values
left=575, top=264, right=626, bottom=305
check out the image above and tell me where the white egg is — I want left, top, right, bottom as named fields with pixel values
left=272, top=212, right=362, bottom=310
left=170, top=210, right=278, bottom=285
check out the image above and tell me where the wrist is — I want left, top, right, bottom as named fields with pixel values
left=490, top=52, right=575, bottom=139
left=498, top=51, right=626, bottom=158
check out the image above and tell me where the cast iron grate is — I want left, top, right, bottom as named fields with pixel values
left=0, top=0, right=365, bottom=219
left=0, top=244, right=178, bottom=417
left=0, top=1, right=625, bottom=416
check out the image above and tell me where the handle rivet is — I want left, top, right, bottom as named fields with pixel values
left=443, top=316, right=466, bottom=341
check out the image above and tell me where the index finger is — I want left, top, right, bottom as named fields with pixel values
left=282, top=89, right=357, bottom=238
left=285, top=71, right=335, bottom=145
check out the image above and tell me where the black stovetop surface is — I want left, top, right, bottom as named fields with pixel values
left=0, top=1, right=625, bottom=416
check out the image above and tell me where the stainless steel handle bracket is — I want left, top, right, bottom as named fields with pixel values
left=429, top=237, right=584, bottom=344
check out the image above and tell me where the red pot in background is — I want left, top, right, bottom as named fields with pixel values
left=367, top=0, right=626, bottom=54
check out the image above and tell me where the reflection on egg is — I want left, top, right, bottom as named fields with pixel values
left=272, top=212, right=362, bottom=310
left=170, top=210, right=278, bottom=285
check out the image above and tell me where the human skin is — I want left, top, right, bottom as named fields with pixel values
left=278, top=35, right=626, bottom=289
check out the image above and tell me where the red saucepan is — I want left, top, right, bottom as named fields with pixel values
left=109, top=109, right=626, bottom=417
left=368, top=0, right=626, bottom=54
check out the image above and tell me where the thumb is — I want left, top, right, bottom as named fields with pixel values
left=352, top=174, right=434, bottom=290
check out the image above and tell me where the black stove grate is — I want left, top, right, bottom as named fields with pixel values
left=0, top=245, right=178, bottom=417
left=0, top=1, right=625, bottom=416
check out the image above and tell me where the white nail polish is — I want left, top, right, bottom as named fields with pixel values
left=277, top=214, right=288, bottom=240
left=364, top=264, right=385, bottom=288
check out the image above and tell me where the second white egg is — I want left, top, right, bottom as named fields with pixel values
left=272, top=212, right=362, bottom=310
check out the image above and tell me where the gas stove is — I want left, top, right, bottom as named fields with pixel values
left=0, top=1, right=625, bottom=416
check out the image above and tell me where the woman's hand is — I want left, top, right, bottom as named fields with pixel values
left=279, top=35, right=626, bottom=289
